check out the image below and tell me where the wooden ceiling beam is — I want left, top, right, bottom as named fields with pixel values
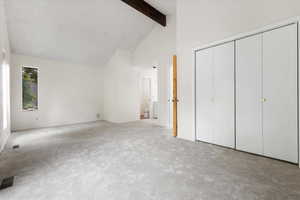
left=121, top=0, right=167, bottom=27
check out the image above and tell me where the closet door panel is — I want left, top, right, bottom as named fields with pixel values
left=213, top=42, right=235, bottom=148
left=195, top=48, right=214, bottom=143
left=263, top=24, right=298, bottom=163
left=236, top=35, right=263, bottom=155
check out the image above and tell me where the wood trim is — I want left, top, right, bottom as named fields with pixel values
left=121, top=0, right=167, bottom=27
left=173, top=55, right=178, bottom=137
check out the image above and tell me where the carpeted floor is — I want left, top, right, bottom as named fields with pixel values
left=0, top=121, right=300, bottom=200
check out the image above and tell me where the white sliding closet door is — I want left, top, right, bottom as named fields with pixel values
left=263, top=24, right=298, bottom=163
left=236, top=34, right=263, bottom=155
left=212, top=42, right=235, bottom=148
left=196, top=42, right=235, bottom=148
left=196, top=48, right=214, bottom=143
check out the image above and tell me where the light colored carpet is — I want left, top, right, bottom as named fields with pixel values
left=0, top=121, right=300, bottom=200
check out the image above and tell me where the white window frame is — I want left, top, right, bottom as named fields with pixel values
left=22, top=66, right=39, bottom=112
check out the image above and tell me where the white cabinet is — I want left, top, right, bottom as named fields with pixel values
left=236, top=34, right=263, bottom=155
left=196, top=42, right=235, bottom=148
left=262, top=24, right=298, bottom=163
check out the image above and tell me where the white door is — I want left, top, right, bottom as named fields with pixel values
left=212, top=42, right=235, bottom=148
left=196, top=42, right=235, bottom=147
left=236, top=34, right=263, bottom=155
left=262, top=24, right=298, bottom=163
left=196, top=48, right=214, bottom=143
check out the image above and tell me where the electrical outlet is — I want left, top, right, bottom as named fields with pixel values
left=2, top=50, right=6, bottom=60
left=96, top=113, right=100, bottom=119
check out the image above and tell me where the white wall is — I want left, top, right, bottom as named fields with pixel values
left=133, top=15, right=176, bottom=127
left=9, top=14, right=176, bottom=129
left=102, top=14, right=176, bottom=125
left=10, top=54, right=103, bottom=131
left=102, top=50, right=140, bottom=123
left=0, top=0, right=11, bottom=151
left=177, top=0, right=300, bottom=141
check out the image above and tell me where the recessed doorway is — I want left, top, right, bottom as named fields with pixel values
left=140, top=66, right=158, bottom=123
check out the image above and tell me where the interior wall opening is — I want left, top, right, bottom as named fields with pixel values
left=140, top=66, right=158, bottom=123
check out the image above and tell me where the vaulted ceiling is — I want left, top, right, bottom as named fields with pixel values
left=4, top=0, right=175, bottom=66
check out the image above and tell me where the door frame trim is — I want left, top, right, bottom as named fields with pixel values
left=173, top=55, right=178, bottom=137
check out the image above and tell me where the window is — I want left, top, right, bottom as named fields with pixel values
left=22, top=67, right=38, bottom=111
left=2, top=58, right=9, bottom=129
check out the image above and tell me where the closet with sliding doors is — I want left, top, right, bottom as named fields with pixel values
left=195, top=22, right=299, bottom=164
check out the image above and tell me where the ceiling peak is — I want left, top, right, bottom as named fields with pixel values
left=121, top=0, right=167, bottom=27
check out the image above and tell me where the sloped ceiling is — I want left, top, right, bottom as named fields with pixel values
left=5, top=0, right=177, bottom=66
left=145, top=0, right=176, bottom=16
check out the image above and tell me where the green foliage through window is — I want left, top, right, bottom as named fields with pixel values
left=22, top=67, right=38, bottom=111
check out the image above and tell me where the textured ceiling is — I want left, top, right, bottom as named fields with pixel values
left=4, top=0, right=175, bottom=66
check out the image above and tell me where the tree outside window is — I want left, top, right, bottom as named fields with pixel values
left=22, top=67, right=38, bottom=111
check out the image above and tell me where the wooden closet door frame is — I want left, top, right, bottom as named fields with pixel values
left=172, top=55, right=178, bottom=137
